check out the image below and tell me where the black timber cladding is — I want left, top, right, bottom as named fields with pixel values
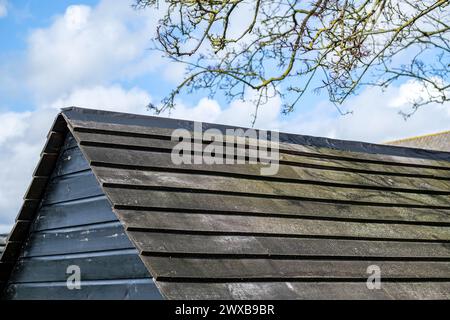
left=2, top=106, right=450, bottom=299
left=0, top=114, right=67, bottom=291
left=1, top=132, right=162, bottom=299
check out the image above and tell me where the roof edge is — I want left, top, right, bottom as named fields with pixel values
left=62, top=106, right=450, bottom=162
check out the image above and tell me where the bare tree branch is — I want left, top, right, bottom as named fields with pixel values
left=135, top=0, right=450, bottom=118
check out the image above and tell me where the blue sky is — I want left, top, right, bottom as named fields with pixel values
left=0, top=0, right=449, bottom=233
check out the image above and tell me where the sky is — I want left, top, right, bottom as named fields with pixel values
left=0, top=0, right=449, bottom=233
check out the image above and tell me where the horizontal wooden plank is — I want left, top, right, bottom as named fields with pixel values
left=10, top=250, right=150, bottom=283
left=50, top=113, right=68, bottom=134
left=7, top=220, right=31, bottom=242
left=43, top=171, right=103, bottom=205
left=144, top=257, right=450, bottom=280
left=157, top=281, right=450, bottom=300
left=77, top=131, right=282, bottom=163
left=79, top=142, right=450, bottom=193
left=78, top=137, right=450, bottom=180
left=42, top=131, right=65, bottom=155
left=22, top=222, right=134, bottom=258
left=117, top=210, right=450, bottom=241
left=1, top=241, right=23, bottom=262
left=52, top=147, right=90, bottom=177
left=4, top=279, right=162, bottom=300
left=98, top=169, right=450, bottom=208
left=23, top=177, right=48, bottom=200
left=128, top=232, right=450, bottom=258
left=69, top=119, right=450, bottom=169
left=111, top=190, right=450, bottom=224
left=34, top=196, right=115, bottom=231
left=16, top=200, right=40, bottom=221
left=33, top=153, right=59, bottom=177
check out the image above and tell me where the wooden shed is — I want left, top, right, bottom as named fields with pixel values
left=0, top=107, right=450, bottom=300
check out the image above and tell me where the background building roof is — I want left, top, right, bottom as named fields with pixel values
left=385, top=130, right=450, bottom=152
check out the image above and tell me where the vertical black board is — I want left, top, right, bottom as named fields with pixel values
left=2, top=133, right=163, bottom=300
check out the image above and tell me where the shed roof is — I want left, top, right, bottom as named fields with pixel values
left=1, top=107, right=450, bottom=299
left=385, top=130, right=450, bottom=152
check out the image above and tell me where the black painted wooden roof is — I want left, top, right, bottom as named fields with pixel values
left=1, top=107, right=450, bottom=299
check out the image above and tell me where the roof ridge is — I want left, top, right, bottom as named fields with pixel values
left=61, top=107, right=450, bottom=162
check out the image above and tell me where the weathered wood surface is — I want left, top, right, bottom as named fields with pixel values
left=23, top=177, right=48, bottom=200
left=108, top=188, right=450, bottom=226
left=84, top=151, right=450, bottom=193
left=7, top=221, right=31, bottom=242
left=16, top=199, right=40, bottom=221
left=82, top=144, right=450, bottom=180
left=157, top=281, right=450, bottom=300
left=42, top=131, right=65, bottom=155
left=69, top=118, right=450, bottom=168
left=143, top=257, right=450, bottom=280
left=98, top=168, right=450, bottom=208
left=113, top=190, right=450, bottom=224
left=117, top=210, right=450, bottom=241
left=33, top=153, right=58, bottom=177
left=58, top=107, right=450, bottom=299
left=1, top=241, right=23, bottom=262
left=128, top=232, right=450, bottom=258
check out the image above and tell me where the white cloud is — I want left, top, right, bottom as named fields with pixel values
left=0, top=0, right=7, bottom=18
left=0, top=84, right=153, bottom=233
left=281, top=83, right=450, bottom=143
left=0, top=111, right=31, bottom=145
left=26, top=0, right=163, bottom=101
left=0, top=108, right=56, bottom=233
left=48, top=85, right=152, bottom=115
left=162, top=62, right=187, bottom=84
left=389, top=78, right=449, bottom=109
left=164, top=98, right=222, bottom=123
left=157, top=81, right=450, bottom=145
left=163, top=89, right=282, bottom=130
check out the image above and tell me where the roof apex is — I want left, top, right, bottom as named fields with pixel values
left=61, top=106, right=450, bottom=162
